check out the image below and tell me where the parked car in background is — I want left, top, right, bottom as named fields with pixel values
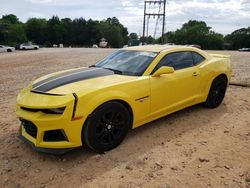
left=190, top=44, right=202, bottom=49
left=20, top=43, right=39, bottom=50
left=0, top=45, right=15, bottom=53
left=238, top=48, right=250, bottom=52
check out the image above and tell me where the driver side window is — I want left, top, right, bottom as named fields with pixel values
left=152, top=51, right=194, bottom=73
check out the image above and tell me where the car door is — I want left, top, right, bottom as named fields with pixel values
left=150, top=51, right=201, bottom=117
left=26, top=45, right=31, bottom=50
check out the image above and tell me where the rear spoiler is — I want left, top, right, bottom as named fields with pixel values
left=209, top=53, right=230, bottom=58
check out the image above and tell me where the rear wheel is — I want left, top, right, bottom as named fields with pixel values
left=204, top=76, right=227, bottom=108
left=83, top=101, right=130, bottom=153
left=7, top=49, right=11, bottom=52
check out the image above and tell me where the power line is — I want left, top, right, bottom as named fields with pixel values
left=142, top=0, right=166, bottom=44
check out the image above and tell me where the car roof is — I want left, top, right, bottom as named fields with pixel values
left=123, top=44, right=198, bottom=53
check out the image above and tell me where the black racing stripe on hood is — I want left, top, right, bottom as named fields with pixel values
left=32, top=67, right=89, bottom=88
left=32, top=68, right=114, bottom=92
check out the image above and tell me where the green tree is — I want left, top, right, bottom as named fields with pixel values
left=0, top=14, right=129, bottom=48
left=174, top=20, right=210, bottom=47
left=107, top=26, right=123, bottom=48
left=8, top=24, right=27, bottom=45
left=61, top=18, right=73, bottom=45
left=0, top=14, right=22, bottom=44
left=25, top=18, right=47, bottom=45
left=71, top=18, right=87, bottom=45
left=47, top=16, right=64, bottom=44
left=1, top=14, right=19, bottom=24
left=225, top=27, right=250, bottom=49
left=106, top=17, right=128, bottom=46
left=129, top=33, right=138, bottom=40
left=161, top=20, right=224, bottom=50
left=207, top=31, right=224, bottom=50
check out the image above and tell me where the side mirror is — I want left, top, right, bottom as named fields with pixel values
left=152, top=66, right=174, bottom=77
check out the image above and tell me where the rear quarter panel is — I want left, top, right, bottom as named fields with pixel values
left=197, top=55, right=231, bottom=102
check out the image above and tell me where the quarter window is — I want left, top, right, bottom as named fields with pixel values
left=192, top=52, right=205, bottom=65
left=152, top=51, right=194, bottom=73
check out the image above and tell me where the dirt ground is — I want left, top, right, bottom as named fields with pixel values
left=0, top=48, right=249, bottom=188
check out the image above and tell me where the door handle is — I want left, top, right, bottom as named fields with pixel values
left=192, top=72, right=200, bottom=76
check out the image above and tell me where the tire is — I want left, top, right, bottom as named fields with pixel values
left=83, top=101, right=131, bottom=153
left=34, top=47, right=38, bottom=50
left=204, top=76, right=227, bottom=108
left=22, top=47, right=26, bottom=50
left=7, top=49, right=11, bottom=52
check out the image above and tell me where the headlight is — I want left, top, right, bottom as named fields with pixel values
left=20, top=106, right=66, bottom=114
left=41, top=107, right=66, bottom=114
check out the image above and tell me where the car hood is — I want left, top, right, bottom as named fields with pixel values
left=31, top=67, right=139, bottom=95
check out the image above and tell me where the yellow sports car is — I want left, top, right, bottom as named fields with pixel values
left=16, top=45, right=231, bottom=154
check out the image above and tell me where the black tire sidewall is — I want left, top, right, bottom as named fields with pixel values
left=83, top=102, right=130, bottom=153
left=205, top=76, right=227, bottom=108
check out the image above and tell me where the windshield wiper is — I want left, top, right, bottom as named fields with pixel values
left=102, top=67, right=123, bottom=75
left=89, top=65, right=123, bottom=75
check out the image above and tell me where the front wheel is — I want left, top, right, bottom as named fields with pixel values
left=204, top=76, right=227, bottom=108
left=83, top=101, right=131, bottom=153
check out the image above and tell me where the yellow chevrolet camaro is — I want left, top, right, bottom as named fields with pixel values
left=16, top=45, right=231, bottom=154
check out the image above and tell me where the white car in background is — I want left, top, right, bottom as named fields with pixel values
left=0, top=45, right=15, bottom=53
left=20, top=43, right=39, bottom=50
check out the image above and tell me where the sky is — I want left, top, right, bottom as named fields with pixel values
left=0, top=0, right=250, bottom=37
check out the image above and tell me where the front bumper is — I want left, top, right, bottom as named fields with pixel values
left=19, top=127, right=76, bottom=154
left=16, top=91, right=86, bottom=154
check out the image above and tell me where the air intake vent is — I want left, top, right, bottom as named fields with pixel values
left=20, top=119, right=37, bottom=138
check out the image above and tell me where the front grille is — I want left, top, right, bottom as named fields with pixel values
left=20, top=119, right=37, bottom=138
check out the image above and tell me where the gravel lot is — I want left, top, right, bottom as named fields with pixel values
left=0, top=48, right=249, bottom=188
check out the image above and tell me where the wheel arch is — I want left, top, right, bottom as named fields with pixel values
left=80, top=99, right=134, bottom=146
left=84, top=99, right=134, bottom=129
left=204, top=73, right=228, bottom=108
left=202, top=72, right=229, bottom=103
left=213, top=73, right=228, bottom=85
left=112, top=99, right=134, bottom=129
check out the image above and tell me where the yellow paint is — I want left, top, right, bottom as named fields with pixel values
left=16, top=45, right=231, bottom=149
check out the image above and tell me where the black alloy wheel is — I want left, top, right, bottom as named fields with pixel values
left=83, top=101, right=131, bottom=153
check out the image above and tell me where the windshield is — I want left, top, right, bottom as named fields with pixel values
left=94, top=50, right=157, bottom=76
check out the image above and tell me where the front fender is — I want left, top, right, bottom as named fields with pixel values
left=75, top=89, right=150, bottom=128
left=78, top=90, right=135, bottom=118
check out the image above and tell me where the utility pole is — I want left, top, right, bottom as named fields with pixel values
left=142, top=0, right=167, bottom=44
left=162, top=0, right=166, bottom=44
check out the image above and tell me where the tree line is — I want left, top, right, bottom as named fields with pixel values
left=0, top=14, right=128, bottom=48
left=130, top=20, right=250, bottom=50
left=162, top=20, right=250, bottom=50
left=0, top=14, right=249, bottom=50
